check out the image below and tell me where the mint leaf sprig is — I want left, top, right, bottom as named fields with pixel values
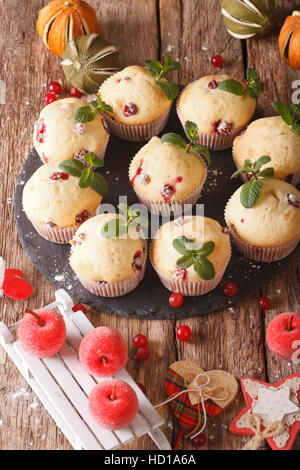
left=231, top=156, right=274, bottom=209
left=59, top=152, right=108, bottom=196
left=101, top=204, right=149, bottom=238
left=161, top=121, right=211, bottom=165
left=173, top=236, right=215, bottom=280
left=145, top=55, right=181, bottom=100
left=74, top=95, right=113, bottom=123
left=271, top=101, right=300, bottom=134
left=218, top=68, right=261, bottom=99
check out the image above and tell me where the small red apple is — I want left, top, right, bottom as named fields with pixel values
left=266, top=312, right=300, bottom=361
left=89, top=379, right=138, bottom=430
left=18, top=308, right=66, bottom=358
left=79, top=327, right=128, bottom=377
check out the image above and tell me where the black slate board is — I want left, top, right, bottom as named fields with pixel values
left=14, top=100, right=293, bottom=319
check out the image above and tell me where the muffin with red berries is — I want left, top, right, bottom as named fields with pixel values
left=99, top=64, right=177, bottom=141
left=22, top=164, right=102, bottom=243
left=225, top=178, right=300, bottom=262
left=33, top=97, right=109, bottom=165
left=177, top=74, right=257, bottom=150
left=129, top=135, right=208, bottom=215
left=151, top=216, right=231, bottom=296
left=69, top=213, right=147, bottom=297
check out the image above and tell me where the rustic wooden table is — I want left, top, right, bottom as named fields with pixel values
left=0, top=0, right=299, bottom=451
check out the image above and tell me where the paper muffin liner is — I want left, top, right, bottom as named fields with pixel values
left=31, top=221, right=78, bottom=244
left=176, top=91, right=245, bottom=151
left=102, top=106, right=171, bottom=142
left=77, top=245, right=147, bottom=297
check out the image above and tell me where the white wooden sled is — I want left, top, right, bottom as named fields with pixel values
left=0, top=289, right=171, bottom=450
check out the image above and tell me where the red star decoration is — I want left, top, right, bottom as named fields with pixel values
left=230, top=374, right=300, bottom=450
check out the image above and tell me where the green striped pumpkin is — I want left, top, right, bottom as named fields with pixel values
left=61, top=34, right=120, bottom=94
left=221, top=0, right=277, bottom=39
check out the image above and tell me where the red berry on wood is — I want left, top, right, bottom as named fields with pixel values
left=223, top=282, right=239, bottom=297
left=133, top=334, right=148, bottom=348
left=169, top=292, right=184, bottom=308
left=259, top=297, right=271, bottom=310
left=70, top=86, right=82, bottom=98
left=44, top=92, right=57, bottom=105
left=48, top=81, right=62, bottom=95
left=211, top=55, right=224, bottom=68
left=72, top=303, right=87, bottom=315
left=176, top=325, right=191, bottom=342
left=136, top=346, right=150, bottom=361
left=192, top=433, right=206, bottom=447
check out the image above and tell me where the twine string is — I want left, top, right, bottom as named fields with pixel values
left=242, top=414, right=284, bottom=450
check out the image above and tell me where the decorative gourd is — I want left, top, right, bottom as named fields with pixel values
left=36, top=0, right=100, bottom=56
left=279, top=11, right=300, bottom=70
left=221, top=0, right=277, bottom=39
left=61, top=34, right=120, bottom=94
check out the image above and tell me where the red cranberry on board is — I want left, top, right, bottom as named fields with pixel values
left=72, top=303, right=87, bottom=315
left=76, top=210, right=91, bottom=225
left=136, top=347, right=150, bottom=361
left=211, top=55, right=224, bottom=68
left=48, top=81, right=62, bottom=95
left=258, top=297, right=271, bottom=310
left=133, top=334, right=148, bottom=349
left=287, top=193, right=300, bottom=208
left=123, top=103, right=138, bottom=117
left=223, top=282, right=239, bottom=297
left=192, top=433, right=206, bottom=447
left=44, top=92, right=57, bottom=105
left=70, top=86, right=82, bottom=98
left=169, top=292, right=184, bottom=308
left=176, top=325, right=191, bottom=342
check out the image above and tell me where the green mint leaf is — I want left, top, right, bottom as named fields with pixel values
left=184, top=121, right=198, bottom=142
left=90, top=172, right=108, bottom=197
left=101, top=219, right=128, bottom=239
left=231, top=168, right=249, bottom=179
left=161, top=132, right=187, bottom=149
left=156, top=81, right=179, bottom=100
left=259, top=167, right=274, bottom=178
left=292, top=122, right=300, bottom=134
left=84, top=152, right=104, bottom=168
left=131, top=215, right=149, bottom=228
left=145, top=59, right=164, bottom=79
left=196, top=241, right=215, bottom=258
left=74, top=106, right=95, bottom=123
left=58, top=159, right=85, bottom=177
left=164, top=55, right=181, bottom=72
left=194, top=258, right=215, bottom=281
left=173, top=236, right=196, bottom=254
left=96, top=96, right=113, bottom=114
left=176, top=254, right=195, bottom=269
left=191, top=144, right=211, bottom=166
left=218, top=79, right=244, bottom=96
left=244, top=159, right=252, bottom=169
left=240, top=179, right=263, bottom=208
left=253, top=155, right=271, bottom=171
left=246, top=68, right=261, bottom=98
left=271, top=101, right=293, bottom=126
left=79, top=168, right=94, bottom=188
left=289, top=103, right=300, bottom=118
left=90, top=100, right=98, bottom=108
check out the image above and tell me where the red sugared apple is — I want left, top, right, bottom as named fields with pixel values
left=18, top=308, right=66, bottom=358
left=266, top=312, right=300, bottom=360
left=79, top=327, right=128, bottom=377
left=89, top=379, right=138, bottom=430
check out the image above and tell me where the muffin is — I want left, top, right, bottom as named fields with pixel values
left=225, top=179, right=300, bottom=262
left=129, top=137, right=207, bottom=215
left=69, top=213, right=147, bottom=297
left=151, top=216, right=231, bottom=296
left=33, top=97, right=109, bottom=165
left=177, top=75, right=256, bottom=150
left=99, top=66, right=172, bottom=141
left=233, top=116, right=300, bottom=185
left=22, top=164, right=102, bottom=243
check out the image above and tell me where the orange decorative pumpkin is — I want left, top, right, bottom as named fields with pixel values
left=36, top=0, right=100, bottom=56
left=279, top=11, right=300, bottom=70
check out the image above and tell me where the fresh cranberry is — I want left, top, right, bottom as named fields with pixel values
left=133, top=334, right=148, bottom=348
left=223, top=282, right=239, bottom=297
left=211, top=55, right=224, bottom=68
left=74, top=149, right=90, bottom=167
left=243, top=79, right=249, bottom=87
left=169, top=292, right=184, bottom=308
left=258, top=297, right=271, bottom=310
left=76, top=210, right=90, bottom=225
left=176, top=325, right=191, bottom=342
left=213, top=120, right=232, bottom=136
left=49, top=171, right=69, bottom=181
left=46, top=221, right=56, bottom=228
left=241, top=218, right=245, bottom=223
left=137, top=382, right=145, bottom=393
left=117, top=76, right=131, bottom=83
left=287, top=193, right=300, bottom=208
left=136, top=347, right=150, bottom=361
left=173, top=268, right=187, bottom=281
left=221, top=227, right=229, bottom=235
left=132, top=251, right=143, bottom=272
left=48, top=81, right=62, bottom=95
left=123, top=103, right=138, bottom=117
left=246, top=173, right=253, bottom=181
left=44, top=92, right=57, bottom=105
left=208, top=79, right=218, bottom=89
left=192, top=433, right=206, bottom=447
left=70, top=86, right=82, bottom=98
left=74, top=123, right=86, bottom=135
left=161, top=184, right=175, bottom=201
left=72, top=303, right=87, bottom=315
left=35, top=119, right=46, bottom=143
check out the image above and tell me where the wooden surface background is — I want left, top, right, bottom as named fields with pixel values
left=0, top=0, right=299, bottom=450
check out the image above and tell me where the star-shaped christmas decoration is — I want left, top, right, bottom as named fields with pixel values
left=230, top=374, right=300, bottom=450
left=252, top=386, right=299, bottom=422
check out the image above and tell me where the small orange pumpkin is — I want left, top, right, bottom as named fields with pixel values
left=36, top=0, right=100, bottom=56
left=279, top=11, right=300, bottom=70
